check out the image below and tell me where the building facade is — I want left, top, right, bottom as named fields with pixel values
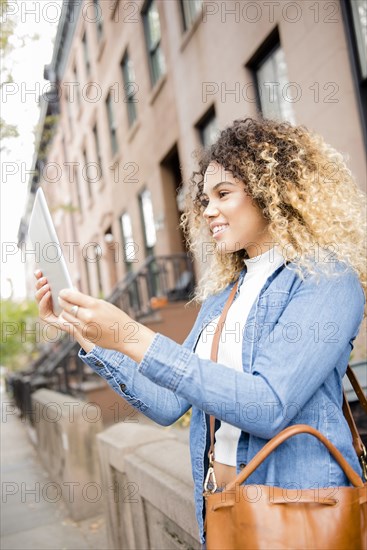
left=19, top=0, right=366, bottom=353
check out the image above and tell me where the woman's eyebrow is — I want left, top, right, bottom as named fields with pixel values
left=201, top=181, right=237, bottom=195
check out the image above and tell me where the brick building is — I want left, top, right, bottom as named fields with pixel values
left=18, top=0, right=366, bottom=354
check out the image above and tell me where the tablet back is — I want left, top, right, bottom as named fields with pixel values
left=28, top=188, right=73, bottom=315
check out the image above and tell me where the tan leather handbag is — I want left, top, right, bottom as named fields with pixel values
left=204, top=280, right=367, bottom=550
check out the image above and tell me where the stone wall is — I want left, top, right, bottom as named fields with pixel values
left=96, top=422, right=200, bottom=550
left=31, top=389, right=103, bottom=521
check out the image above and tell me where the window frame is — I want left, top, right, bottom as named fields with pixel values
left=93, top=0, right=104, bottom=41
left=138, top=187, right=157, bottom=257
left=142, top=0, right=166, bottom=86
left=180, top=0, right=203, bottom=32
left=74, top=161, right=83, bottom=214
left=73, top=63, right=81, bottom=106
left=340, top=0, right=367, bottom=150
left=121, top=51, right=138, bottom=126
left=195, top=105, right=218, bottom=147
left=83, top=256, right=91, bottom=294
left=92, top=122, right=103, bottom=177
left=82, top=31, right=91, bottom=76
left=83, top=147, right=93, bottom=199
left=120, top=211, right=137, bottom=270
left=246, top=27, right=295, bottom=124
left=105, top=92, right=118, bottom=157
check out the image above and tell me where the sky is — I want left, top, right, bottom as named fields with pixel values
left=1, top=0, right=62, bottom=300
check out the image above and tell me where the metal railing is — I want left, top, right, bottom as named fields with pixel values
left=108, top=253, right=195, bottom=319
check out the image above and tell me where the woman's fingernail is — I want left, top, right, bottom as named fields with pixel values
left=34, top=270, right=41, bottom=277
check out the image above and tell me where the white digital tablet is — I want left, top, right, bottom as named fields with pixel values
left=28, top=188, right=74, bottom=315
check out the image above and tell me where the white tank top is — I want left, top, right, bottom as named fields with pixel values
left=194, top=246, right=285, bottom=466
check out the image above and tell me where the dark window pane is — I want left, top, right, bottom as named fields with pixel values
left=121, top=53, right=137, bottom=126
left=256, top=46, right=295, bottom=124
left=181, top=0, right=202, bottom=31
left=143, top=0, right=166, bottom=85
left=106, top=94, right=118, bottom=155
left=82, top=33, right=90, bottom=75
left=197, top=109, right=219, bottom=147
left=94, top=0, right=103, bottom=40
left=351, top=0, right=367, bottom=79
left=93, top=124, right=103, bottom=175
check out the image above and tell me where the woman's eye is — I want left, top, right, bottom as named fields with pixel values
left=219, top=191, right=229, bottom=198
left=199, top=197, right=209, bottom=208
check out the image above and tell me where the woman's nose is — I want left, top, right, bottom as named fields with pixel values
left=203, top=202, right=219, bottom=219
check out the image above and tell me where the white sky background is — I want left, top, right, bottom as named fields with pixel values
left=1, top=0, right=62, bottom=300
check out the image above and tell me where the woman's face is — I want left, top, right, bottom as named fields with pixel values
left=201, top=161, right=272, bottom=258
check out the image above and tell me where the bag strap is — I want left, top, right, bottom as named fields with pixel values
left=224, top=424, right=365, bottom=491
left=346, top=365, right=367, bottom=412
left=206, top=278, right=367, bottom=489
left=208, top=280, right=239, bottom=464
left=342, top=370, right=367, bottom=479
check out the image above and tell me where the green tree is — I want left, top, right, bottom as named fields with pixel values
left=0, top=298, right=40, bottom=371
left=0, top=0, right=39, bottom=151
left=0, top=0, right=15, bottom=54
left=0, top=0, right=19, bottom=151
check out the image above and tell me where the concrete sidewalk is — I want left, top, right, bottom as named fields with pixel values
left=1, top=393, right=108, bottom=550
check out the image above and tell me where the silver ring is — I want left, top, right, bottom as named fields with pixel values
left=70, top=305, right=79, bottom=318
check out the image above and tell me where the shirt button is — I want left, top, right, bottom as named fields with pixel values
left=94, top=360, right=104, bottom=368
left=239, top=463, right=246, bottom=469
left=119, top=383, right=126, bottom=391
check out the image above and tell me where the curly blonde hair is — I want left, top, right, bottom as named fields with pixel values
left=180, top=117, right=367, bottom=314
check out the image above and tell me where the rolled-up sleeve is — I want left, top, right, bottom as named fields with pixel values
left=78, top=344, right=191, bottom=426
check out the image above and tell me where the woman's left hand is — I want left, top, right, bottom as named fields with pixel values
left=58, top=288, right=155, bottom=362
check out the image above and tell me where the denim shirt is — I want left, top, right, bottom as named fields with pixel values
left=78, top=260, right=365, bottom=544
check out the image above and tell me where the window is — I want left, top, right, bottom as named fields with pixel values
left=82, top=32, right=90, bottom=76
left=350, top=0, right=367, bottom=79
left=94, top=0, right=104, bottom=40
left=120, top=212, right=137, bottom=270
left=341, top=0, right=367, bottom=148
left=93, top=123, right=103, bottom=176
left=246, top=28, right=295, bottom=124
left=121, top=52, right=137, bottom=126
left=74, top=163, right=83, bottom=213
left=62, top=136, right=68, bottom=163
left=196, top=106, right=219, bottom=147
left=255, top=46, right=295, bottom=124
left=83, top=257, right=91, bottom=294
left=83, top=148, right=92, bottom=198
left=139, top=188, right=156, bottom=256
left=74, top=64, right=81, bottom=105
left=180, top=0, right=202, bottom=31
left=106, top=93, right=118, bottom=156
left=143, top=0, right=166, bottom=86
left=65, top=92, right=73, bottom=132
left=95, top=244, right=103, bottom=296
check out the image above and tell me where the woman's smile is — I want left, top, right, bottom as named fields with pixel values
left=211, top=223, right=229, bottom=237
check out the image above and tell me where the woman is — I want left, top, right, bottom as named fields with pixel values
left=35, top=117, right=366, bottom=545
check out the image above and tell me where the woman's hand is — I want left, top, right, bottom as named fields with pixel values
left=34, top=270, right=95, bottom=353
left=34, top=270, right=60, bottom=325
left=57, top=288, right=156, bottom=362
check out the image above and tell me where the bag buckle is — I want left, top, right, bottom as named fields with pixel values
left=204, top=466, right=217, bottom=494
left=203, top=451, right=217, bottom=494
